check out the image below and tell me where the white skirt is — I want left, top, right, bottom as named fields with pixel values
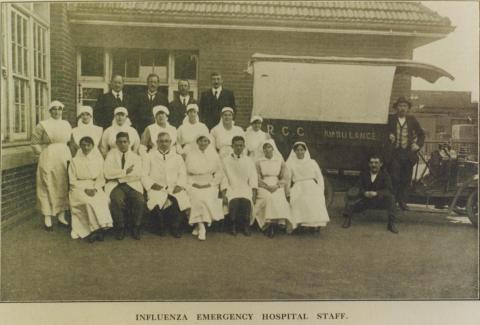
left=187, top=186, right=224, bottom=225
left=290, top=179, right=330, bottom=227
left=69, top=188, right=113, bottom=239
left=253, top=185, right=294, bottom=230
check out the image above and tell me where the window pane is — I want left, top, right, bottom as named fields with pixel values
left=112, top=51, right=126, bottom=77
left=80, top=47, right=104, bottom=76
left=125, top=52, right=139, bottom=78
left=140, top=50, right=154, bottom=66
left=174, top=51, right=197, bottom=80
left=154, top=51, right=168, bottom=67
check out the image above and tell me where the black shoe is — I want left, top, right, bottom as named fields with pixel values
left=43, top=225, right=53, bottom=232
left=266, top=224, right=275, bottom=238
left=387, top=222, right=399, bottom=234
left=97, top=231, right=105, bottom=242
left=132, top=227, right=141, bottom=240
left=230, top=224, right=237, bottom=236
left=115, top=228, right=125, bottom=240
left=243, top=225, right=251, bottom=237
left=88, top=233, right=97, bottom=243
left=342, top=217, right=351, bottom=228
left=172, top=230, right=182, bottom=238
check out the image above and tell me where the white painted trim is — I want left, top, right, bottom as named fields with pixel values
left=69, top=19, right=447, bottom=39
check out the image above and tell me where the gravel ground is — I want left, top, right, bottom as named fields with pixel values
left=1, top=194, right=478, bottom=301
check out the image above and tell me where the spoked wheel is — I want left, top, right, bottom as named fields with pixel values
left=324, top=176, right=334, bottom=209
left=466, top=189, right=478, bottom=228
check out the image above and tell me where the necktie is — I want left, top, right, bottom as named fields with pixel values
left=214, top=90, right=217, bottom=99
left=121, top=153, right=126, bottom=169
left=182, top=98, right=186, bottom=106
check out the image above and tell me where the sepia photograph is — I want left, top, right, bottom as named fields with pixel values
left=0, top=0, right=478, bottom=323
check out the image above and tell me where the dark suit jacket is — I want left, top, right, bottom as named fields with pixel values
left=133, top=91, right=169, bottom=135
left=199, top=88, right=236, bottom=129
left=94, top=91, right=134, bottom=129
left=355, top=169, right=394, bottom=199
left=384, top=114, right=426, bottom=164
left=168, top=96, right=197, bottom=128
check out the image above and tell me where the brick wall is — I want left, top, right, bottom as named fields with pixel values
left=50, top=4, right=77, bottom=125
left=72, top=25, right=413, bottom=128
left=1, top=165, right=37, bottom=224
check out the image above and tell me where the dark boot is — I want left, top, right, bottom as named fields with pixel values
left=115, top=227, right=125, bottom=240
left=97, top=230, right=105, bottom=242
left=243, top=224, right=251, bottom=236
left=342, top=216, right=352, bottom=228
left=132, top=226, right=141, bottom=240
left=398, top=202, right=409, bottom=211
left=230, top=223, right=237, bottom=236
left=157, top=215, right=166, bottom=236
left=265, top=224, right=275, bottom=238
left=387, top=215, right=399, bottom=234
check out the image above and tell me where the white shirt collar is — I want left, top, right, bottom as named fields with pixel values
left=212, top=86, right=222, bottom=96
left=370, top=172, right=378, bottom=182
left=112, top=90, right=123, bottom=98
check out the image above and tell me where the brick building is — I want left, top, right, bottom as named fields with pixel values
left=1, top=1, right=453, bottom=226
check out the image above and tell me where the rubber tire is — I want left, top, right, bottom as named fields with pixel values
left=324, top=176, right=334, bottom=209
left=466, top=189, right=478, bottom=228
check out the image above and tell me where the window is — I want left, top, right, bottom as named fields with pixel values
left=112, top=49, right=168, bottom=82
left=174, top=50, right=198, bottom=80
left=77, top=48, right=198, bottom=104
left=80, top=47, right=104, bottom=77
left=2, top=4, right=50, bottom=144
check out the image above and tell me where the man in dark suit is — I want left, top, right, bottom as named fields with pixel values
left=168, top=79, right=197, bottom=128
left=385, top=97, right=425, bottom=211
left=199, top=72, right=236, bottom=130
left=342, top=154, right=398, bottom=233
left=133, top=73, right=169, bottom=135
left=94, top=75, right=133, bottom=129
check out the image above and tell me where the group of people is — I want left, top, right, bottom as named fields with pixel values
left=32, top=72, right=331, bottom=242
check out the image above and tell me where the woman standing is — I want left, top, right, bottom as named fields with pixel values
left=31, top=100, right=72, bottom=231
left=184, top=134, right=224, bottom=241
left=69, top=136, right=113, bottom=242
left=99, top=107, right=140, bottom=157
left=286, top=142, right=329, bottom=233
left=245, top=115, right=270, bottom=161
left=253, top=139, right=293, bottom=237
left=176, top=104, right=209, bottom=157
left=140, top=105, right=177, bottom=155
left=210, top=107, right=244, bottom=159
left=70, top=105, right=103, bottom=157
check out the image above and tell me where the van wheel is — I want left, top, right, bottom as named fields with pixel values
left=324, top=177, right=334, bottom=209
left=466, top=189, right=478, bottom=228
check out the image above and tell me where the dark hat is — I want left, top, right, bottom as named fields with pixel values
left=345, top=187, right=363, bottom=205
left=393, top=96, right=412, bottom=109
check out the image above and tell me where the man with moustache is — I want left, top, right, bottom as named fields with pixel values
left=168, top=79, right=197, bottom=128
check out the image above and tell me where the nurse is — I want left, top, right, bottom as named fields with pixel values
left=286, top=142, right=330, bottom=233
left=176, top=103, right=209, bottom=157
left=69, top=136, right=113, bottom=242
left=31, top=100, right=72, bottom=231
left=140, top=105, right=177, bottom=155
left=70, top=105, right=103, bottom=157
left=99, top=106, right=140, bottom=157
left=245, top=115, right=270, bottom=160
left=210, top=107, right=244, bottom=159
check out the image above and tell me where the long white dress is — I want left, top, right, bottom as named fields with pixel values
left=210, top=122, right=244, bottom=159
left=31, top=118, right=72, bottom=216
left=71, top=120, right=103, bottom=157
left=286, top=150, right=330, bottom=227
left=69, top=150, right=113, bottom=239
left=176, top=118, right=209, bottom=155
left=253, top=156, right=294, bottom=230
left=185, top=145, right=224, bottom=225
left=245, top=127, right=270, bottom=161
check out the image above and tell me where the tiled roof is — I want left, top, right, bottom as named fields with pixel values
left=68, top=1, right=452, bottom=28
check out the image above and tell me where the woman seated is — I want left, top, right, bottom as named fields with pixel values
left=176, top=104, right=209, bottom=157
left=140, top=105, right=177, bottom=155
left=286, top=141, right=330, bottom=234
left=31, top=100, right=72, bottom=231
left=70, top=105, right=103, bottom=157
left=69, top=136, right=113, bottom=242
left=100, top=107, right=140, bottom=157
left=210, top=107, right=244, bottom=159
left=253, top=139, right=294, bottom=237
left=184, top=134, right=224, bottom=241
left=245, top=115, right=270, bottom=161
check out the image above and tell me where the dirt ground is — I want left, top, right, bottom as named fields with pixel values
left=1, top=194, right=478, bottom=301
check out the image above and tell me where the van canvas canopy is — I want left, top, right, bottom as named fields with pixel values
left=250, top=54, right=454, bottom=124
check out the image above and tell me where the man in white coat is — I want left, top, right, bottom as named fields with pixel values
left=104, top=131, right=145, bottom=240
left=221, top=136, right=258, bottom=236
left=142, top=132, right=190, bottom=238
